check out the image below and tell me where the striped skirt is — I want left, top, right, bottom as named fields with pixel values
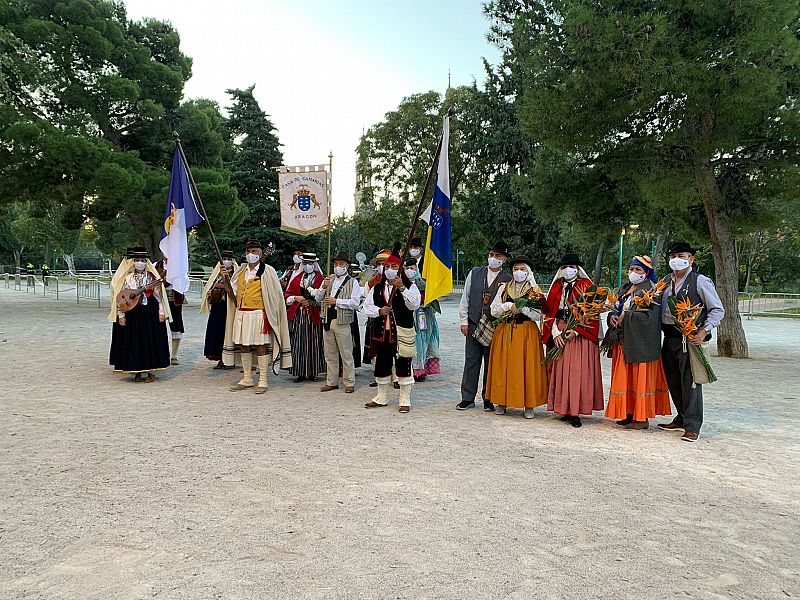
left=289, top=309, right=326, bottom=378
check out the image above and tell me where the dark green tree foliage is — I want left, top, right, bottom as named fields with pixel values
left=486, top=0, right=800, bottom=358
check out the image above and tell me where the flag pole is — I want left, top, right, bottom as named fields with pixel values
left=327, top=151, right=333, bottom=275
left=402, top=107, right=453, bottom=259
left=172, top=131, right=236, bottom=303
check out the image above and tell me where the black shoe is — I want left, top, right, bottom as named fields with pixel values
left=456, top=400, right=475, bottom=411
left=483, top=400, right=494, bottom=412
left=558, top=415, right=571, bottom=422
left=293, top=376, right=305, bottom=383
left=369, top=381, right=378, bottom=388
left=393, top=382, right=400, bottom=389
left=571, top=416, right=582, bottom=428
left=414, top=374, right=426, bottom=383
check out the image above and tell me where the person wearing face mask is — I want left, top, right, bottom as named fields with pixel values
left=200, top=250, right=239, bottom=369
left=362, top=248, right=392, bottom=377
left=543, top=253, right=604, bottom=428
left=363, top=248, right=421, bottom=412
left=221, top=239, right=292, bottom=394
left=283, top=253, right=326, bottom=383
left=110, top=249, right=171, bottom=382
left=109, top=246, right=138, bottom=370
left=314, top=251, right=361, bottom=393
left=486, top=256, right=548, bottom=418
left=658, top=242, right=725, bottom=442
left=603, top=256, right=671, bottom=430
left=404, top=257, right=441, bottom=382
left=155, top=254, right=185, bottom=365
left=457, top=241, right=513, bottom=411
left=280, top=248, right=305, bottom=290
left=409, top=237, right=425, bottom=272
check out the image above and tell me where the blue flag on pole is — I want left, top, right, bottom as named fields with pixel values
left=159, top=149, right=204, bottom=294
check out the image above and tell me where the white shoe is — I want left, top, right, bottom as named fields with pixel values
left=524, top=408, right=535, bottom=419
left=495, top=405, right=506, bottom=415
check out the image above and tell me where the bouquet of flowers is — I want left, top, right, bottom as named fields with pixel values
left=301, top=285, right=319, bottom=307
left=493, top=287, right=546, bottom=325
left=545, top=285, right=617, bottom=364
left=667, top=296, right=717, bottom=383
left=630, top=279, right=668, bottom=311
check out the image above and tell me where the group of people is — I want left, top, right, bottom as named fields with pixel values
left=108, top=236, right=723, bottom=441
left=457, top=241, right=723, bottom=442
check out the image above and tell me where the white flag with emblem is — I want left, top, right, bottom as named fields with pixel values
left=278, top=166, right=330, bottom=236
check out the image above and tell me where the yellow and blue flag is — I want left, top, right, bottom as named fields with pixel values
left=421, top=115, right=452, bottom=303
left=159, top=149, right=204, bottom=294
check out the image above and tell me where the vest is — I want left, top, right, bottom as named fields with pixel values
left=664, top=270, right=708, bottom=337
left=467, top=266, right=512, bottom=329
left=237, top=265, right=265, bottom=309
left=321, top=275, right=355, bottom=326
left=370, top=280, right=415, bottom=344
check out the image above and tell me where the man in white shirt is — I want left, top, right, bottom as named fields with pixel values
left=316, top=251, right=361, bottom=393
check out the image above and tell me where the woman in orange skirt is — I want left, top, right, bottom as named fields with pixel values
left=486, top=256, right=548, bottom=418
left=604, top=256, right=671, bottom=429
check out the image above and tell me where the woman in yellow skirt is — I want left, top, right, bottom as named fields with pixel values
left=486, top=256, right=548, bottom=418
left=604, top=256, right=671, bottom=429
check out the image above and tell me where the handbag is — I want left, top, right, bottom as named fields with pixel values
left=472, top=314, right=496, bottom=347
left=396, top=325, right=417, bottom=358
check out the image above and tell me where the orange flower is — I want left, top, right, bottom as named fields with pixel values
left=596, top=287, right=608, bottom=294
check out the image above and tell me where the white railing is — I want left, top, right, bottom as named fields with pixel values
left=740, top=292, right=800, bottom=319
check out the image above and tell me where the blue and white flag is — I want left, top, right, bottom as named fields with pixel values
left=159, top=149, right=204, bottom=294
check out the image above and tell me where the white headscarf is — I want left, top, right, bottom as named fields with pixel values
left=503, top=262, right=540, bottom=299
left=549, top=264, right=592, bottom=289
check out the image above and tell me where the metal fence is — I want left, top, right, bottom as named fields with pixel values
left=740, top=292, right=800, bottom=319
left=76, top=278, right=103, bottom=307
left=43, top=276, right=59, bottom=299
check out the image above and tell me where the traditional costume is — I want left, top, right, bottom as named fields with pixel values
left=363, top=250, right=421, bottom=412
left=315, top=251, right=361, bottom=393
left=486, top=256, right=548, bottom=417
left=110, top=249, right=171, bottom=381
left=108, top=247, right=136, bottom=369
left=604, top=256, right=671, bottom=428
left=226, top=240, right=292, bottom=394
left=155, top=258, right=185, bottom=365
left=362, top=248, right=391, bottom=367
left=349, top=263, right=363, bottom=369
left=404, top=257, right=441, bottom=381
left=457, top=241, right=513, bottom=410
left=285, top=252, right=326, bottom=382
left=658, top=242, right=725, bottom=441
left=279, top=248, right=304, bottom=290
left=543, top=253, right=604, bottom=427
left=200, top=250, right=238, bottom=369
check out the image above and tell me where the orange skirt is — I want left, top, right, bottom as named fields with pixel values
left=486, top=320, right=548, bottom=409
left=605, top=343, right=671, bottom=421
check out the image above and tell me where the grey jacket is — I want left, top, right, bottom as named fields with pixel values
left=604, top=280, right=663, bottom=364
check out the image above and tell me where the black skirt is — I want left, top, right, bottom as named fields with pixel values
left=203, top=300, right=227, bottom=360
left=169, top=301, right=184, bottom=333
left=351, top=318, right=362, bottom=368
left=362, top=318, right=372, bottom=365
left=112, top=297, right=171, bottom=373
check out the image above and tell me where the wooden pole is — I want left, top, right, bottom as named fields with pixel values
left=172, top=132, right=236, bottom=303
left=327, top=151, right=333, bottom=275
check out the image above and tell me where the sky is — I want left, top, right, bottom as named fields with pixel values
left=122, top=0, right=500, bottom=215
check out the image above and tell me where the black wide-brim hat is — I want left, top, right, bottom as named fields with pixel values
left=490, top=241, right=510, bottom=257
left=302, top=252, right=319, bottom=262
left=410, top=237, right=423, bottom=247
left=244, top=239, right=263, bottom=249
left=558, top=252, right=584, bottom=267
left=132, top=250, right=149, bottom=259
left=221, top=250, right=234, bottom=258
left=333, top=251, right=351, bottom=263
left=667, top=242, right=695, bottom=256
left=509, top=255, right=534, bottom=270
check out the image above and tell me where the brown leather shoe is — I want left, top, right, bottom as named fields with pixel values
left=681, top=431, right=699, bottom=442
left=344, top=386, right=355, bottom=393
left=657, top=420, right=684, bottom=431
left=625, top=420, right=649, bottom=430
left=399, top=406, right=410, bottom=413
left=320, top=385, right=339, bottom=392
left=364, top=401, right=387, bottom=408
left=616, top=416, right=633, bottom=426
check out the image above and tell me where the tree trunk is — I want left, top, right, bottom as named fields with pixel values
left=694, top=150, right=748, bottom=358
left=13, top=247, right=24, bottom=271
left=593, top=239, right=606, bottom=285
left=654, top=231, right=667, bottom=275
left=63, top=253, right=76, bottom=275
left=44, top=240, right=52, bottom=266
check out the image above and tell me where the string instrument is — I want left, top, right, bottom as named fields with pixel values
left=116, top=277, right=164, bottom=312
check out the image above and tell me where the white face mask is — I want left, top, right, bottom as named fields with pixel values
left=247, top=253, right=260, bottom=264
left=384, top=268, right=398, bottom=280
left=377, top=265, right=384, bottom=274
left=303, top=263, right=315, bottom=274
left=669, top=257, right=691, bottom=271
left=628, top=271, right=646, bottom=285
left=410, top=248, right=421, bottom=257
left=134, top=261, right=147, bottom=271
left=513, top=270, right=528, bottom=282
left=293, top=255, right=303, bottom=265
left=405, top=268, right=416, bottom=279
left=334, top=266, right=348, bottom=277
left=222, top=259, right=232, bottom=269
left=488, top=257, right=504, bottom=269
left=563, top=267, right=578, bottom=280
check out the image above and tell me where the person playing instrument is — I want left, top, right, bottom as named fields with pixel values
left=155, top=254, right=185, bottom=365
left=109, top=246, right=137, bottom=370
left=200, top=250, right=238, bottom=369
left=221, top=239, right=292, bottom=394
left=110, top=249, right=171, bottom=382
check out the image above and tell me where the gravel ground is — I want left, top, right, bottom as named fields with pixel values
left=0, top=287, right=798, bottom=600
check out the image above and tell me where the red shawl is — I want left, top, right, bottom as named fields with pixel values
left=284, top=271, right=324, bottom=325
left=542, top=277, right=600, bottom=345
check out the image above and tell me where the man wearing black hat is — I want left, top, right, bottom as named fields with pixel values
left=314, top=250, right=361, bottom=393
left=658, top=242, right=725, bottom=442
left=409, top=237, right=425, bottom=272
left=457, top=241, right=513, bottom=411
left=201, top=250, right=238, bottom=369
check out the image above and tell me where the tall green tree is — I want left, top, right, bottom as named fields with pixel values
left=488, top=0, right=800, bottom=358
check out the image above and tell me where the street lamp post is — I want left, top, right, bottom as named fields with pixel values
left=455, top=249, right=464, bottom=284
left=617, top=223, right=639, bottom=288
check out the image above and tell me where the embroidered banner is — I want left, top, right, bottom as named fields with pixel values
left=278, top=166, right=330, bottom=236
